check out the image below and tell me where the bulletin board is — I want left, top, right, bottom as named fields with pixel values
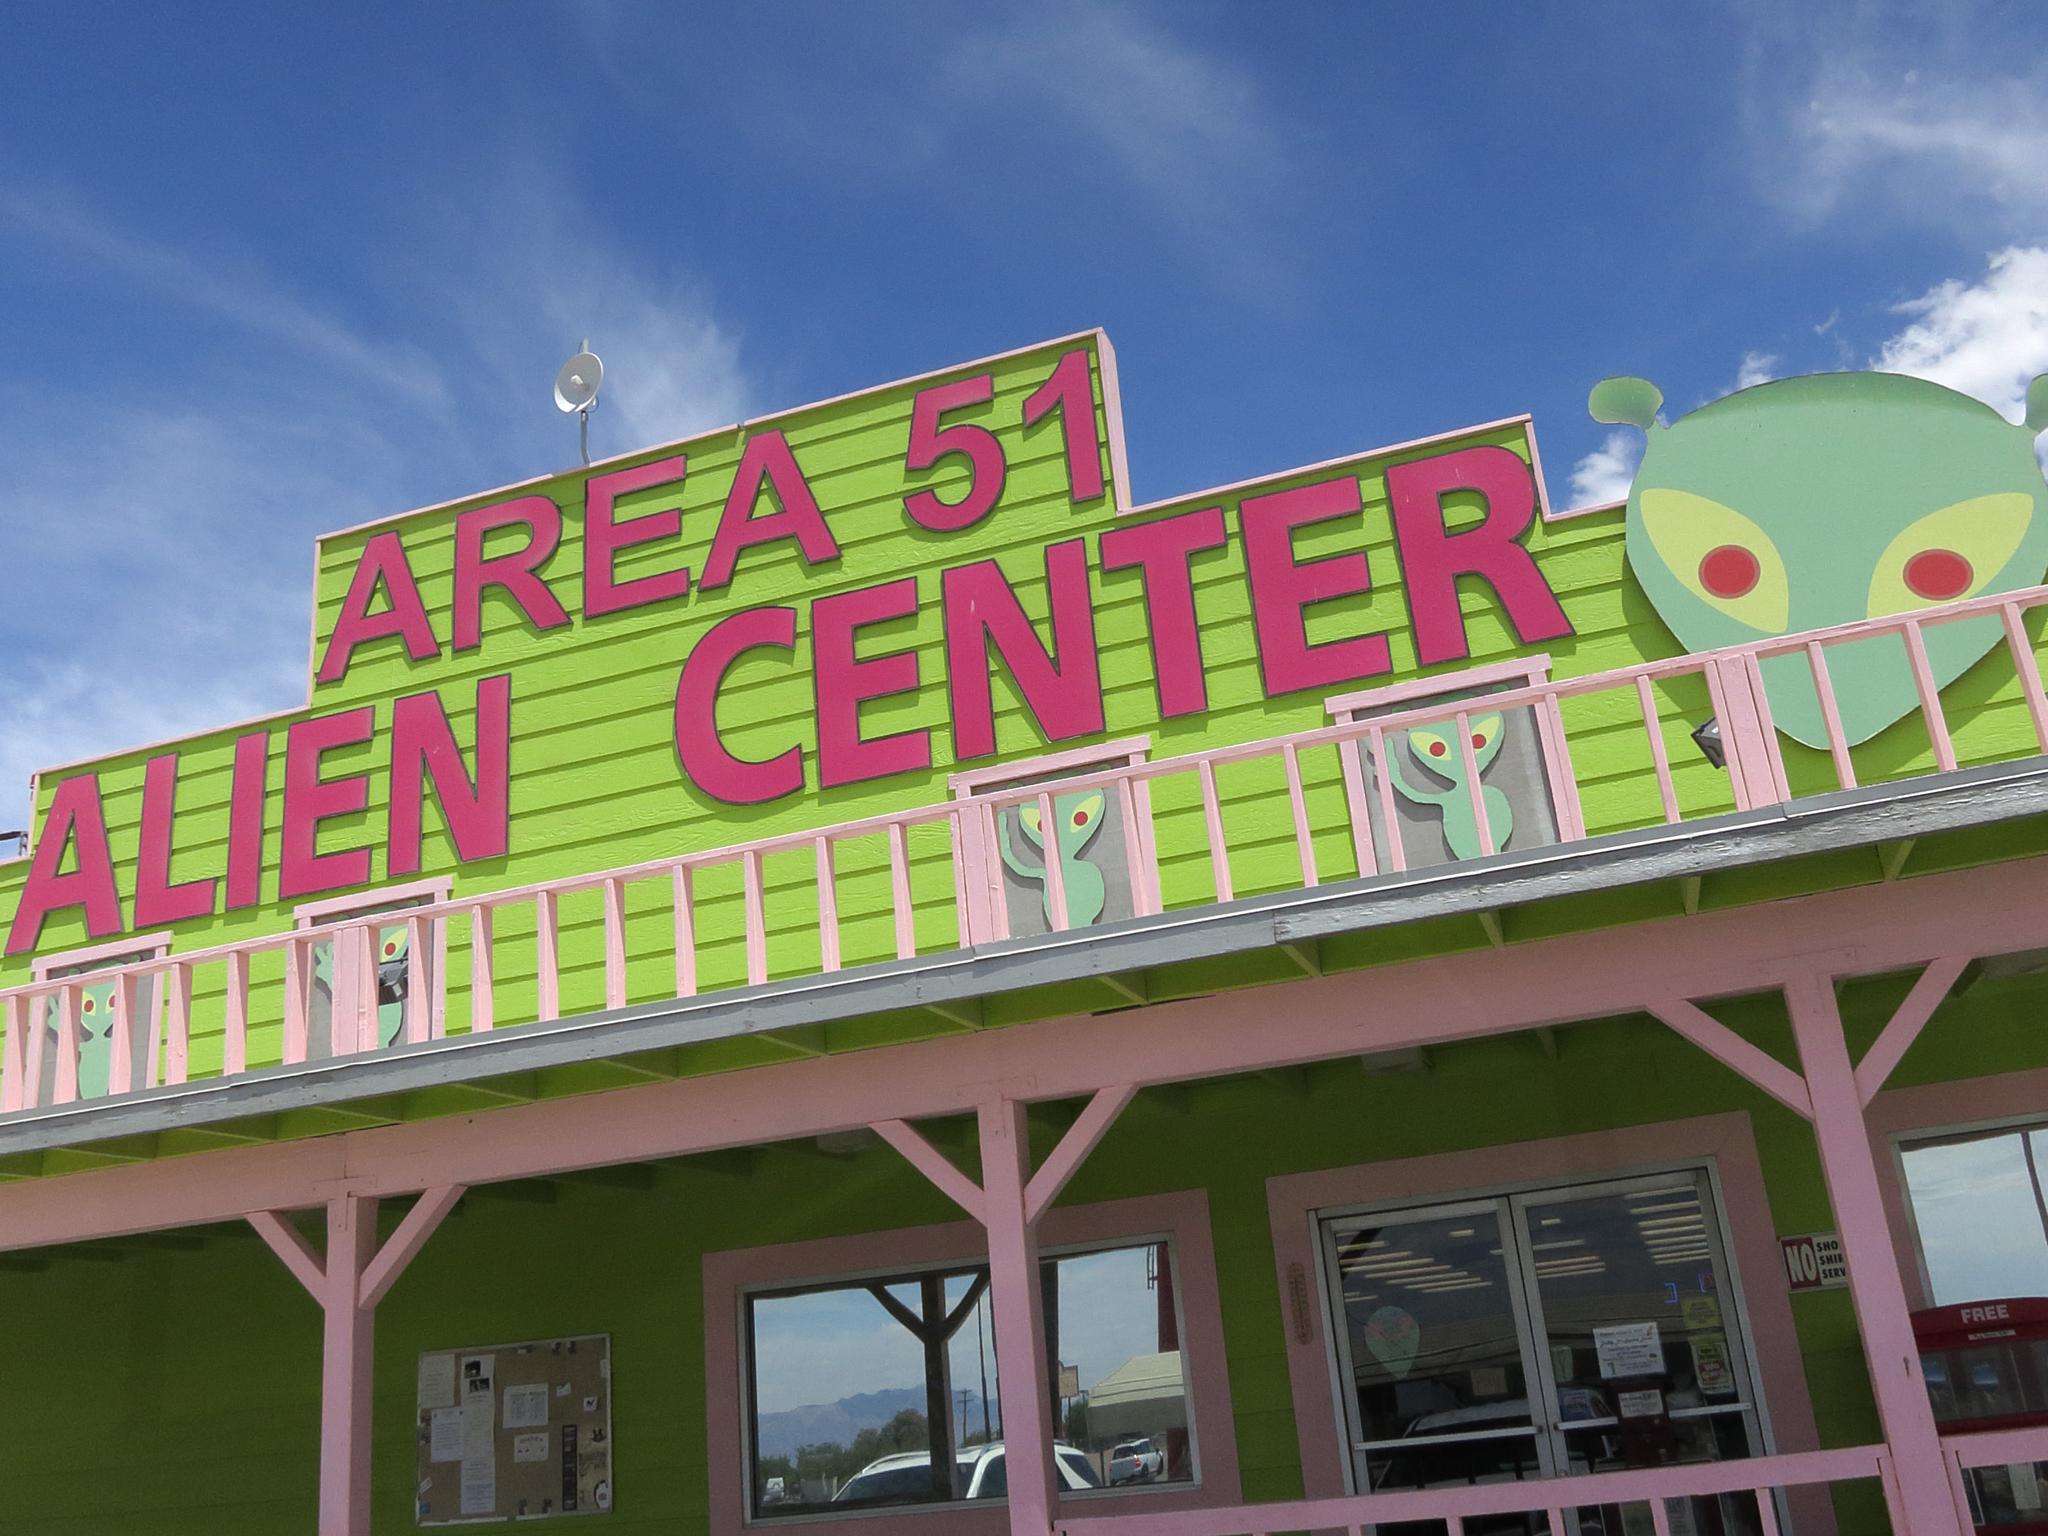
left=415, top=1334, right=613, bottom=1524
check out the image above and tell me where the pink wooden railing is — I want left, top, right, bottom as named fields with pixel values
left=1054, top=1442, right=1896, bottom=1536
left=2, top=583, right=2044, bottom=1113
left=1944, top=1423, right=2048, bottom=1531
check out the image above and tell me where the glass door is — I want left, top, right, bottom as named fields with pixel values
left=1321, top=1169, right=1768, bottom=1536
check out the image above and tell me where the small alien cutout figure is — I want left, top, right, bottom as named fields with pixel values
left=1000, top=789, right=1110, bottom=927
left=1592, top=370, right=2048, bottom=748
left=1385, top=712, right=1513, bottom=860
left=67, top=982, right=121, bottom=1099
left=310, top=925, right=413, bottom=1051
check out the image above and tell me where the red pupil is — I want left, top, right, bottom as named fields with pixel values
left=1904, top=549, right=1972, bottom=600
left=1471, top=733, right=1487, bottom=749
left=1699, top=545, right=1760, bottom=599
left=1070, top=810, right=1086, bottom=828
left=1428, top=740, right=1447, bottom=757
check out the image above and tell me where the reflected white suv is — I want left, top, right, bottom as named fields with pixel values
left=832, top=1442, right=1103, bottom=1504
left=1107, top=1438, right=1164, bottom=1485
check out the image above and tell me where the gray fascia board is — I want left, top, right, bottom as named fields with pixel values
left=5, top=754, right=2045, bottom=1157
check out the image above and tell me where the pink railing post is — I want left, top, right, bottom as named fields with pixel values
left=1785, top=971, right=1969, bottom=1536
left=1805, top=640, right=1858, bottom=789
left=672, top=866, right=698, bottom=998
left=1197, top=758, right=1234, bottom=901
left=1115, top=776, right=1154, bottom=917
left=468, top=905, right=494, bottom=1034
left=2001, top=601, right=2048, bottom=751
left=535, top=891, right=561, bottom=1022
left=405, top=915, right=431, bottom=1043
left=814, top=837, right=842, bottom=972
left=742, top=849, right=769, bottom=986
left=1901, top=620, right=1960, bottom=772
left=224, top=951, right=249, bottom=1074
left=164, top=962, right=192, bottom=1085
left=1453, top=711, right=1495, bottom=858
left=106, top=973, right=138, bottom=1097
left=600, top=881, right=626, bottom=1013
left=1036, top=791, right=1071, bottom=931
left=887, top=821, right=916, bottom=959
left=52, top=983, right=81, bottom=1103
left=1367, top=725, right=1408, bottom=873
left=283, top=937, right=312, bottom=1064
left=0, top=994, right=23, bottom=1112
left=1283, top=742, right=1321, bottom=885
left=1335, top=736, right=1380, bottom=878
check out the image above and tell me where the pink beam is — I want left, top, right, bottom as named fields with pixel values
left=318, top=1194, right=380, bottom=1536
left=1784, top=971, right=1966, bottom=1536
left=359, top=1184, right=465, bottom=1309
left=1853, top=955, right=1968, bottom=1106
left=7, top=855, right=2047, bottom=1253
left=1024, top=1083, right=1137, bottom=1224
left=1647, top=998, right=1814, bottom=1119
left=979, top=1099, right=1058, bottom=1536
left=249, top=1207, right=327, bottom=1298
left=871, top=1119, right=988, bottom=1225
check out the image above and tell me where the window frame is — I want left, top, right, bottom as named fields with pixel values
left=1891, top=1110, right=2048, bottom=1309
left=28, top=931, right=174, bottom=1103
left=293, top=877, right=452, bottom=1055
left=704, top=1189, right=1237, bottom=1535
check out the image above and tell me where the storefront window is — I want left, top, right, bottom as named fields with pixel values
left=743, top=1241, right=1188, bottom=1519
left=1901, top=1122, right=2048, bottom=1306
left=1320, top=1171, right=1767, bottom=1536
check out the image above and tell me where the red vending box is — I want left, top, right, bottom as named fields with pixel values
left=1915, top=1299, right=2048, bottom=1534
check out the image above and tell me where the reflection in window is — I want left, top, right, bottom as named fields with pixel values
left=744, top=1242, right=1185, bottom=1519
left=1903, top=1124, right=2048, bottom=1306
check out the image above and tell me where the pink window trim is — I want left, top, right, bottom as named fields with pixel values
left=946, top=737, right=1152, bottom=798
left=1265, top=1112, right=1833, bottom=1536
left=1323, top=655, right=1554, bottom=717
left=701, top=1188, right=1240, bottom=1536
left=29, top=929, right=174, bottom=981
left=292, top=877, right=454, bottom=1041
left=1864, top=1065, right=2048, bottom=1311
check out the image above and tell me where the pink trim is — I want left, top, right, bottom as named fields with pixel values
left=28, top=930, right=172, bottom=981
left=872, top=1117, right=988, bottom=1224
left=1649, top=998, right=1814, bottom=1119
left=250, top=1207, right=327, bottom=1297
left=948, top=737, right=1151, bottom=797
left=357, top=1183, right=463, bottom=1308
left=1023, top=1085, right=1137, bottom=1224
left=1853, top=955, right=1970, bottom=1105
left=3, top=859, right=2046, bottom=1249
left=701, top=1188, right=1240, bottom=1536
left=1264, top=1112, right=1830, bottom=1534
left=1544, top=494, right=1628, bottom=525
left=1094, top=331, right=1135, bottom=514
left=1323, top=655, right=1553, bottom=716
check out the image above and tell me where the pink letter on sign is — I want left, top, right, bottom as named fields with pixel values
left=132, top=753, right=218, bottom=928
left=1240, top=476, right=1391, bottom=697
left=1099, top=506, right=1227, bottom=717
left=279, top=708, right=376, bottom=901
left=942, top=539, right=1104, bottom=760
left=317, top=531, right=442, bottom=684
left=388, top=674, right=512, bottom=878
left=1386, top=444, right=1572, bottom=665
left=674, top=607, right=805, bottom=804
left=583, top=456, right=690, bottom=619
left=225, top=729, right=269, bottom=911
left=701, top=431, right=840, bottom=590
left=455, top=495, right=570, bottom=650
left=813, top=577, right=930, bottom=789
left=4, top=775, right=123, bottom=955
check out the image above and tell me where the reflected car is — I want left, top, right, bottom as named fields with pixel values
left=1107, top=1439, right=1164, bottom=1485
left=831, top=1442, right=1103, bottom=1504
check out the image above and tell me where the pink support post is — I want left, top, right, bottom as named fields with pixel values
left=1454, top=711, right=1495, bottom=857
left=319, top=1194, right=380, bottom=1536
left=107, top=973, right=137, bottom=1097
left=22, top=990, right=48, bottom=1109
left=468, top=905, right=494, bottom=1034
left=870, top=1118, right=987, bottom=1225
left=742, top=850, right=768, bottom=986
left=1784, top=971, right=1967, bottom=1536
left=1805, top=641, right=1857, bottom=790
left=1902, top=621, right=1959, bottom=772
left=52, top=984, right=79, bottom=1104
left=1648, top=998, right=1813, bottom=1120
left=1115, top=777, right=1152, bottom=917
left=1637, top=675, right=1681, bottom=825
left=1335, top=738, right=1380, bottom=878
left=979, top=1098, right=1059, bottom=1536
left=1853, top=954, right=1969, bottom=1107
left=1023, top=1083, right=1136, bottom=1223
left=284, top=937, right=312, bottom=1064
left=1368, top=726, right=1408, bottom=873
left=1036, top=791, right=1070, bottom=931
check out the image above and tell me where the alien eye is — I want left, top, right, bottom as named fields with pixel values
left=1699, top=545, right=1760, bottom=599
left=384, top=940, right=399, bottom=958
left=1867, top=494, right=2035, bottom=618
left=1071, top=808, right=1088, bottom=828
left=81, top=997, right=95, bottom=1016
left=1638, top=490, right=1791, bottom=633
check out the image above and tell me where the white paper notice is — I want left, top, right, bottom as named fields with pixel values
left=1617, top=1388, right=1665, bottom=1419
left=503, top=1383, right=550, bottom=1430
left=1594, top=1320, right=1663, bottom=1379
left=428, top=1407, right=465, bottom=1463
left=513, top=1432, right=549, bottom=1464
left=2012, top=1462, right=2043, bottom=1512
left=459, top=1356, right=497, bottom=1516
left=418, top=1354, right=456, bottom=1411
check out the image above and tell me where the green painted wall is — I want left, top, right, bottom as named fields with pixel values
left=4, top=982, right=2038, bottom=1533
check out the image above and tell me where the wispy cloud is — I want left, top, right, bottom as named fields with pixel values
left=1872, top=246, right=2048, bottom=424
left=1567, top=429, right=1642, bottom=508
left=0, top=175, right=751, bottom=811
left=1733, top=351, right=1778, bottom=391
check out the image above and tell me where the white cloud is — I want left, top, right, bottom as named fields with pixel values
left=0, top=176, right=752, bottom=814
left=1568, top=429, right=1642, bottom=508
left=1734, top=351, right=1778, bottom=391
left=1872, top=246, right=2048, bottom=424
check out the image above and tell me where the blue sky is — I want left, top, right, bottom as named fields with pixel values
left=3, top=0, right=2046, bottom=814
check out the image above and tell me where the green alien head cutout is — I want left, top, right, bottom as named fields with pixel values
left=1000, top=789, right=1109, bottom=928
left=1593, top=370, right=2048, bottom=748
